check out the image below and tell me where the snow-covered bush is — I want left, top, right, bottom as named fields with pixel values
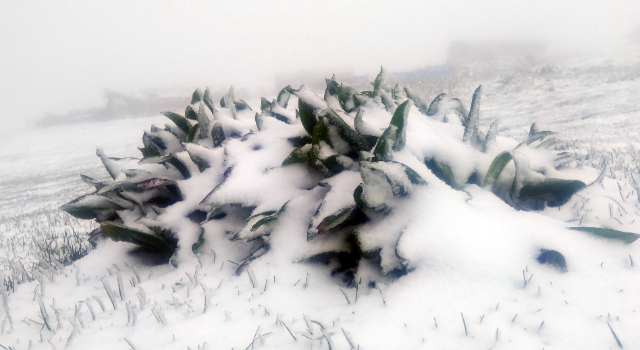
left=61, top=68, right=637, bottom=286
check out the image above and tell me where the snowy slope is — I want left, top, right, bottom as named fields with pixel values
left=1, top=50, right=640, bottom=350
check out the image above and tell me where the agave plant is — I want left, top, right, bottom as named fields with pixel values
left=62, top=67, right=636, bottom=284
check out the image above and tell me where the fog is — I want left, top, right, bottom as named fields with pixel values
left=1, top=0, right=639, bottom=134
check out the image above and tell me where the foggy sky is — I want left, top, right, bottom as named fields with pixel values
left=1, top=0, right=639, bottom=134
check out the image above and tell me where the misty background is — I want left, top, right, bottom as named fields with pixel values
left=1, top=0, right=639, bottom=135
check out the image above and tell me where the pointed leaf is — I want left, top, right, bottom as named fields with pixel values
left=404, top=87, right=429, bottom=115
left=197, top=102, right=210, bottom=140
left=227, top=86, right=238, bottom=119
left=60, top=194, right=121, bottom=220
left=255, top=112, right=264, bottom=131
left=96, top=148, right=121, bottom=180
left=373, top=67, right=387, bottom=93
left=516, top=131, right=555, bottom=149
left=484, top=151, right=513, bottom=188
left=161, top=112, right=192, bottom=136
left=282, top=144, right=313, bottom=166
left=463, top=85, right=482, bottom=146
left=101, top=222, right=174, bottom=252
left=315, top=206, right=366, bottom=236
left=191, top=89, right=203, bottom=104
left=211, top=122, right=225, bottom=147
left=569, top=227, right=639, bottom=244
left=260, top=98, right=272, bottom=113
left=235, top=99, right=252, bottom=111
left=483, top=119, right=500, bottom=152
left=426, top=93, right=446, bottom=116
left=187, top=123, right=199, bottom=143
left=185, top=105, right=198, bottom=121
left=80, top=174, right=108, bottom=191
left=389, top=99, right=412, bottom=151
left=139, top=154, right=191, bottom=179
left=425, top=159, right=456, bottom=188
left=373, top=125, right=397, bottom=161
left=298, top=97, right=318, bottom=135
left=277, top=86, right=292, bottom=108
left=518, top=178, right=586, bottom=207
left=203, top=87, right=216, bottom=115
left=324, top=109, right=370, bottom=153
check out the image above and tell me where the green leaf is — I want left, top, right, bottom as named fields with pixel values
left=197, top=102, right=210, bottom=140
left=311, top=117, right=332, bottom=149
left=298, top=97, right=318, bottom=135
left=250, top=201, right=289, bottom=232
left=260, top=98, right=272, bottom=113
left=425, top=159, right=456, bottom=188
left=518, top=178, right=586, bottom=207
left=569, top=227, right=640, bottom=244
left=379, top=89, right=396, bottom=112
left=484, top=151, right=513, bottom=188
left=338, top=85, right=359, bottom=112
left=187, top=151, right=210, bottom=172
left=187, top=123, right=199, bottom=143
left=277, top=86, right=292, bottom=108
left=282, top=144, right=313, bottom=166
left=60, top=194, right=121, bottom=221
left=101, top=222, right=174, bottom=253
left=325, top=77, right=340, bottom=99
left=483, top=119, right=500, bottom=152
left=373, top=125, right=398, bottom=161
left=192, top=227, right=205, bottom=253
left=255, top=112, right=264, bottom=131
left=373, top=67, right=387, bottom=93
left=393, top=161, right=426, bottom=185
left=389, top=99, right=412, bottom=151
left=404, top=87, right=429, bottom=115
left=392, top=83, right=406, bottom=101
left=516, top=131, right=555, bottom=149
left=191, top=89, right=203, bottom=104
left=373, top=131, right=395, bottom=161
left=319, top=155, right=346, bottom=177
left=185, top=105, right=198, bottom=121
left=161, top=112, right=192, bottom=136
left=235, top=99, right=252, bottom=111
left=142, top=131, right=164, bottom=157
left=80, top=174, right=108, bottom=191
left=463, top=85, right=482, bottom=147
left=139, top=154, right=191, bottom=179
left=227, top=86, right=238, bottom=119
left=324, top=109, right=370, bottom=153
left=315, top=206, right=367, bottom=236
left=354, top=109, right=379, bottom=149
left=96, top=148, right=125, bottom=180
left=211, top=122, right=225, bottom=148
left=537, top=138, right=561, bottom=149
left=203, top=87, right=216, bottom=115
left=537, top=249, right=567, bottom=272
left=426, top=93, right=446, bottom=116
left=353, top=184, right=365, bottom=208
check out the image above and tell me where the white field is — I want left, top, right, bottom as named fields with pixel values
left=0, top=49, right=639, bottom=349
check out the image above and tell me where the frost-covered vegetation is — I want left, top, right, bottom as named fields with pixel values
left=1, top=54, right=639, bottom=349
left=60, top=67, right=636, bottom=286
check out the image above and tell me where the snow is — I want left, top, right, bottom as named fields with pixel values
left=1, top=51, right=640, bottom=350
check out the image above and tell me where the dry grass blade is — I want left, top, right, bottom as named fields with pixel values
left=607, top=322, right=623, bottom=348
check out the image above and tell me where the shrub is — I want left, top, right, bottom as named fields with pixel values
left=62, top=68, right=635, bottom=285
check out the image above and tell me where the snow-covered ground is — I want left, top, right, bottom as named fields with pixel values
left=1, top=50, right=639, bottom=349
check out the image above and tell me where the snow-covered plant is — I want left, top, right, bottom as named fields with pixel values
left=62, top=68, right=635, bottom=286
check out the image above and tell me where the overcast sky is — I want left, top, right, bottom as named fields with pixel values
left=1, top=0, right=639, bottom=134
